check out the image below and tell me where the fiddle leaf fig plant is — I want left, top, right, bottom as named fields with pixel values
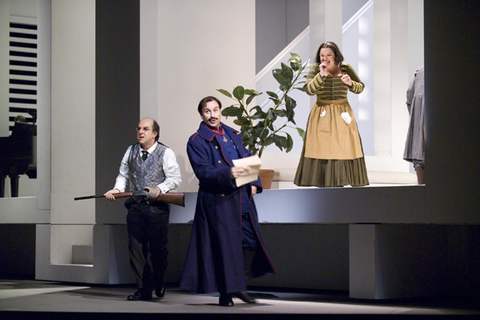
left=218, top=53, right=309, bottom=158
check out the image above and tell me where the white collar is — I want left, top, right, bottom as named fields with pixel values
left=141, top=142, right=157, bottom=155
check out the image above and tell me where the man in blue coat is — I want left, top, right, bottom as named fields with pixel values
left=180, top=96, right=276, bottom=307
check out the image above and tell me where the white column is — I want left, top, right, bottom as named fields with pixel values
left=373, top=0, right=409, bottom=159
left=37, top=0, right=52, bottom=209
left=308, top=0, right=343, bottom=106
left=309, top=0, right=343, bottom=57
left=407, top=0, right=424, bottom=80
left=390, top=0, right=410, bottom=160
left=49, top=0, right=96, bottom=265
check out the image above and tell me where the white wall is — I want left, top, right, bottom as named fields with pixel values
left=48, top=0, right=96, bottom=265
left=50, top=0, right=96, bottom=224
left=142, top=0, right=256, bottom=192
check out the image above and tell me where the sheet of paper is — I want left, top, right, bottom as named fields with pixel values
left=232, top=155, right=262, bottom=187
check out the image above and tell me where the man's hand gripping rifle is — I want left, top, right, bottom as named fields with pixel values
left=74, top=190, right=185, bottom=207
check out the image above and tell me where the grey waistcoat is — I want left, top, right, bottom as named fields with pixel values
left=127, top=142, right=167, bottom=192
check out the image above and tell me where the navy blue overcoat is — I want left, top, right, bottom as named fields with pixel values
left=180, top=122, right=276, bottom=294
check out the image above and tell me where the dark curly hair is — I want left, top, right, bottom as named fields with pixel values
left=315, top=41, right=344, bottom=65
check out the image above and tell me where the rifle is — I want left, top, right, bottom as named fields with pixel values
left=74, top=190, right=185, bottom=207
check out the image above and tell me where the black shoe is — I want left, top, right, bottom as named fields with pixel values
left=233, top=291, right=256, bottom=304
left=219, top=294, right=234, bottom=307
left=155, top=286, right=166, bottom=298
left=127, top=290, right=152, bottom=301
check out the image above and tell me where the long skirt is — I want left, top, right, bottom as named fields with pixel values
left=294, top=98, right=369, bottom=187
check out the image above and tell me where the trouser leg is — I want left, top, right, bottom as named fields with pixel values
left=242, top=213, right=259, bottom=278
left=127, top=203, right=153, bottom=292
left=241, top=213, right=259, bottom=252
left=148, top=206, right=170, bottom=290
left=243, top=250, right=256, bottom=279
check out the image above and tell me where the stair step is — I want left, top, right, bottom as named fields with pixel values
left=72, top=245, right=93, bottom=264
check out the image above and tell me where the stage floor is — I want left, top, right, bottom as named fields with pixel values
left=1, top=279, right=479, bottom=319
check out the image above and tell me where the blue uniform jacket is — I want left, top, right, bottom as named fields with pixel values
left=180, top=122, right=276, bottom=294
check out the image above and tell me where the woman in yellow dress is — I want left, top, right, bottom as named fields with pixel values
left=294, top=41, right=369, bottom=187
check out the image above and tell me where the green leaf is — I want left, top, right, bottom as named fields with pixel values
left=289, top=53, right=301, bottom=63
left=289, top=53, right=302, bottom=71
left=234, top=117, right=250, bottom=127
left=280, top=62, right=294, bottom=83
left=273, top=134, right=287, bottom=150
left=272, top=68, right=290, bottom=87
left=222, top=106, right=242, bottom=117
left=258, top=128, right=269, bottom=140
left=273, top=108, right=286, bottom=117
left=266, top=91, right=279, bottom=99
left=285, top=95, right=297, bottom=123
left=251, top=106, right=267, bottom=120
left=232, top=86, right=245, bottom=100
left=245, top=94, right=255, bottom=106
left=267, top=108, right=276, bottom=122
left=217, top=89, right=232, bottom=98
left=251, top=105, right=264, bottom=113
left=296, top=127, right=305, bottom=140
left=267, top=122, right=275, bottom=131
left=244, top=89, right=260, bottom=96
left=290, top=61, right=301, bottom=71
left=255, top=120, right=265, bottom=129
left=262, top=136, right=274, bottom=147
left=285, top=133, right=294, bottom=152
left=268, top=97, right=280, bottom=106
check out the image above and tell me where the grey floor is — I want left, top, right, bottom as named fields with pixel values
left=1, top=279, right=479, bottom=319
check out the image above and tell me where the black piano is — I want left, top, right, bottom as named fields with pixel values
left=0, top=117, right=35, bottom=197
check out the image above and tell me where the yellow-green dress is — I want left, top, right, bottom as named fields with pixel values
left=294, top=63, right=369, bottom=187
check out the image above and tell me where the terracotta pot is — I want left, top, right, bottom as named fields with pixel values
left=258, top=169, right=275, bottom=189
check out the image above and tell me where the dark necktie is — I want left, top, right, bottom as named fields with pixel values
left=142, top=151, right=148, bottom=161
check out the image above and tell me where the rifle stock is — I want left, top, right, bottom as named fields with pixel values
left=115, top=191, right=185, bottom=207
left=157, top=192, right=185, bottom=207
left=74, top=190, right=185, bottom=207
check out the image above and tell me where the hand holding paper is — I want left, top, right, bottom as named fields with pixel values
left=232, top=155, right=262, bottom=187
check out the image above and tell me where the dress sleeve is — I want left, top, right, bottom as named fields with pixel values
left=157, top=148, right=182, bottom=194
left=344, top=63, right=365, bottom=94
left=187, top=136, right=236, bottom=190
left=303, top=64, right=326, bottom=96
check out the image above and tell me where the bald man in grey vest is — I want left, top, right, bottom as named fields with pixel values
left=104, top=118, right=181, bottom=301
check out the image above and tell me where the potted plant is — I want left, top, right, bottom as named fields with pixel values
left=217, top=53, right=309, bottom=188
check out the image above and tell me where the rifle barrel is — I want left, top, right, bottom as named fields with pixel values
left=74, top=190, right=185, bottom=207
left=74, top=195, right=104, bottom=201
